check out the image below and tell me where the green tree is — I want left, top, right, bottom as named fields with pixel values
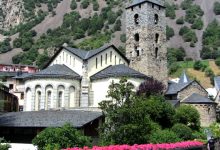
left=215, top=57, right=220, bottom=66
left=166, top=26, right=174, bottom=40
left=171, top=123, right=193, bottom=140
left=174, top=105, right=200, bottom=130
left=0, top=138, right=10, bottom=150
left=99, top=78, right=176, bottom=145
left=32, top=124, right=91, bottom=150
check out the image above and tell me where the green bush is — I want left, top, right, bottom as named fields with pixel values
left=176, top=17, right=184, bottom=24
left=149, top=130, right=181, bottom=144
left=179, top=26, right=190, bottom=36
left=215, top=57, right=220, bottom=66
left=171, top=123, right=193, bottom=140
left=0, top=38, right=12, bottom=53
left=214, top=2, right=220, bottom=15
left=32, top=124, right=91, bottom=150
left=191, top=18, right=203, bottom=30
left=194, top=61, right=203, bottom=70
left=81, top=0, right=89, bottom=9
left=70, top=0, right=77, bottom=10
left=175, top=105, right=200, bottom=130
left=205, top=67, right=214, bottom=77
left=166, top=26, right=174, bottom=40
left=0, top=138, right=10, bottom=150
left=165, top=3, right=176, bottom=19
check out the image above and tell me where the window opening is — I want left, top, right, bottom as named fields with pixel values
left=154, top=14, right=159, bottom=24
left=96, top=58, right=98, bottom=69
left=101, top=55, right=103, bottom=67
left=155, top=33, right=159, bottom=43
left=134, top=14, right=139, bottom=25
left=134, top=33, right=140, bottom=42
left=155, top=47, right=158, bottom=58
left=105, top=53, right=107, bottom=64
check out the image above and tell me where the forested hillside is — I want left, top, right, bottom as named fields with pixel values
left=0, top=0, right=220, bottom=72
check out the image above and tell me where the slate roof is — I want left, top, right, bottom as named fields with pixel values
left=179, top=70, right=191, bottom=84
left=182, top=93, right=217, bottom=104
left=167, top=100, right=180, bottom=107
left=44, top=44, right=129, bottom=69
left=214, top=76, right=220, bottom=91
left=12, top=72, right=32, bottom=79
left=166, top=81, right=193, bottom=95
left=0, top=71, right=17, bottom=77
left=126, top=0, right=165, bottom=9
left=90, top=64, right=149, bottom=80
left=0, top=110, right=103, bottom=128
left=24, top=64, right=81, bottom=80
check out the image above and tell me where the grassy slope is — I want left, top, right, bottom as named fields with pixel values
left=170, top=60, right=220, bottom=88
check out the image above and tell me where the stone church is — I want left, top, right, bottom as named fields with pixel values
left=20, top=0, right=216, bottom=126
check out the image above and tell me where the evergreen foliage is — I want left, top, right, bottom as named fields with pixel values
left=32, top=124, right=91, bottom=150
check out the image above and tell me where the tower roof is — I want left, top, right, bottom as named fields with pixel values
left=179, top=70, right=191, bottom=84
left=126, top=0, right=165, bottom=9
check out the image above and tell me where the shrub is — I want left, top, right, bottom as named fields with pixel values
left=0, top=138, right=10, bottom=150
left=205, top=67, right=214, bottom=77
left=214, top=2, right=220, bottom=15
left=191, top=18, right=203, bottom=30
left=171, top=123, right=193, bottom=140
left=193, top=61, right=203, bottom=70
left=149, top=130, right=181, bottom=144
left=165, top=3, right=176, bottom=19
left=176, top=17, right=184, bottom=24
left=175, top=105, right=200, bottom=130
left=215, top=57, right=220, bottom=66
left=166, top=26, right=174, bottom=40
left=179, top=26, right=190, bottom=36
left=32, top=124, right=91, bottom=150
left=169, top=63, right=179, bottom=75
left=71, top=0, right=77, bottom=10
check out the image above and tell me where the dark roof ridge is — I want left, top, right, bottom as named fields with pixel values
left=126, top=0, right=165, bottom=9
left=182, top=93, right=217, bottom=104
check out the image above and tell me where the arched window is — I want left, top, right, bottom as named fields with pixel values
left=101, top=55, right=103, bottom=67
left=46, top=91, right=52, bottom=110
left=155, top=33, right=159, bottom=43
left=69, top=86, right=75, bottom=107
left=134, top=33, right=139, bottom=42
left=134, top=14, right=139, bottom=25
left=37, top=91, right=41, bottom=110
left=58, top=91, right=63, bottom=108
left=26, top=88, right=32, bottom=111
left=105, top=53, right=108, bottom=64
left=154, top=14, right=159, bottom=24
left=155, top=47, right=158, bottom=58
left=96, top=58, right=98, bottom=69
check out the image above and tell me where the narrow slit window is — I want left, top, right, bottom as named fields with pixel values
left=152, top=4, right=154, bottom=8
left=66, top=54, right=68, bottom=63
left=155, top=33, right=159, bottom=43
left=139, top=4, right=141, bottom=9
left=134, top=33, right=140, bottom=42
left=134, top=14, right=139, bottom=25
left=105, top=53, right=107, bottom=64
left=154, top=14, right=159, bottom=24
left=110, top=51, right=112, bottom=62
left=155, top=47, right=158, bottom=58
left=101, top=55, right=103, bottom=67
left=70, top=56, right=71, bottom=65
left=96, top=58, right=98, bottom=69
left=115, top=55, right=117, bottom=65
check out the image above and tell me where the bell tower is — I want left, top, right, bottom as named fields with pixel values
left=126, top=0, right=167, bottom=83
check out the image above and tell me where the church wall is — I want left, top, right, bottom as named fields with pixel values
left=50, top=49, right=83, bottom=76
left=184, top=104, right=217, bottom=127
left=90, top=77, right=144, bottom=107
left=24, top=78, right=80, bottom=111
left=87, top=47, right=129, bottom=77
left=215, top=91, right=220, bottom=108
left=178, top=82, right=208, bottom=101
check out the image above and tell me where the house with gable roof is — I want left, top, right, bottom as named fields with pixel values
left=166, top=71, right=217, bottom=127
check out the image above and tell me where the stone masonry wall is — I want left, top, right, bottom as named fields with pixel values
left=191, top=104, right=216, bottom=127
left=126, top=1, right=167, bottom=84
left=178, top=81, right=208, bottom=101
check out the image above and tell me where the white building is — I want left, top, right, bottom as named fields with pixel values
left=23, top=45, right=148, bottom=111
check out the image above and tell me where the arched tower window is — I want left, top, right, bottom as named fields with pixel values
left=69, top=86, right=75, bottom=107
left=26, top=88, right=32, bottom=111
left=155, top=33, right=159, bottom=43
left=134, top=14, right=139, bottom=25
left=154, top=14, right=159, bottom=24
left=134, top=33, right=139, bottom=42
left=155, top=47, right=158, bottom=58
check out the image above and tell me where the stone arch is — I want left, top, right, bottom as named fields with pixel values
left=25, top=87, right=32, bottom=111
left=134, top=14, right=139, bottom=25
left=57, top=85, right=65, bottom=108
left=154, top=14, right=159, bottom=24
left=69, top=86, right=76, bottom=108
left=35, top=85, right=42, bottom=111
left=45, top=85, right=53, bottom=110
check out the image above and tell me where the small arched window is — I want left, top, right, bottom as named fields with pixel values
left=155, top=33, right=159, bottom=43
left=58, top=91, right=63, bottom=108
left=134, top=33, right=139, bottom=42
left=134, top=14, right=139, bottom=25
left=155, top=47, right=158, bottom=58
left=154, top=14, right=159, bottom=24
